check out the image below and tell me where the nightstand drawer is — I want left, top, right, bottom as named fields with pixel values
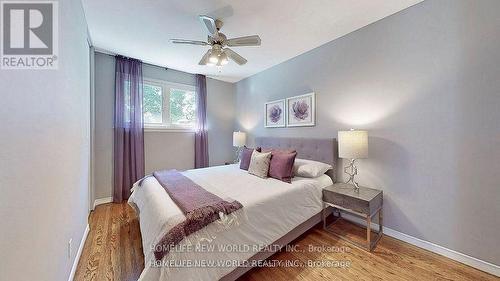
left=323, top=191, right=368, bottom=214
left=322, top=183, right=383, bottom=216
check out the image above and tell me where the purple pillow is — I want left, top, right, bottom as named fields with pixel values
left=268, top=150, right=297, bottom=183
left=239, top=147, right=261, bottom=170
left=262, top=148, right=297, bottom=178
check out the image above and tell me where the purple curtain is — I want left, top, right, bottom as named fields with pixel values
left=194, top=74, right=209, bottom=168
left=113, top=56, right=145, bottom=202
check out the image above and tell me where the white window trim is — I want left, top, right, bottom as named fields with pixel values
left=143, top=78, right=197, bottom=133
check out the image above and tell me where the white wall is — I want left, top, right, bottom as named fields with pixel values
left=93, top=52, right=236, bottom=199
left=0, top=0, right=91, bottom=280
left=235, top=0, right=500, bottom=266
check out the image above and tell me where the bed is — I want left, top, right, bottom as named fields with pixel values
left=128, top=137, right=337, bottom=281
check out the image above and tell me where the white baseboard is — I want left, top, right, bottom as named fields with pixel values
left=68, top=224, right=90, bottom=281
left=93, top=197, right=113, bottom=209
left=340, top=213, right=500, bottom=277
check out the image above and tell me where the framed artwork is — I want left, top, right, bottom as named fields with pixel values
left=264, top=99, right=286, bottom=128
left=286, top=92, right=315, bottom=127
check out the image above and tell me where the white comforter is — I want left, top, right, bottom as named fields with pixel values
left=128, top=164, right=332, bottom=281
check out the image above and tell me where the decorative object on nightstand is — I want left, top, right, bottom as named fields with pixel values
left=338, top=129, right=368, bottom=192
left=233, top=131, right=246, bottom=163
left=322, top=183, right=383, bottom=251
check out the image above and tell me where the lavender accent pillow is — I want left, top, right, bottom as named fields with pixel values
left=267, top=150, right=297, bottom=183
left=262, top=149, right=297, bottom=179
left=239, top=146, right=261, bottom=170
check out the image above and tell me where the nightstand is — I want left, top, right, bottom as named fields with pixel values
left=322, top=183, right=383, bottom=251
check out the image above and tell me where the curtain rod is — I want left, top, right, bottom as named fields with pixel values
left=93, top=47, right=224, bottom=82
left=94, top=48, right=170, bottom=71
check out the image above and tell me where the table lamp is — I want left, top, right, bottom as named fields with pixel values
left=338, top=129, right=368, bottom=192
left=233, top=131, right=246, bottom=163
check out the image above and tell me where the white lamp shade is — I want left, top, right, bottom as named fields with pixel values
left=233, top=131, right=246, bottom=147
left=338, top=130, right=368, bottom=159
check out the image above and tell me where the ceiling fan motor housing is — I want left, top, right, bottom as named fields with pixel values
left=215, top=19, right=224, bottom=30
left=210, top=33, right=227, bottom=46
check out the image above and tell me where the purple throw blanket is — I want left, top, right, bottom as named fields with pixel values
left=152, top=170, right=243, bottom=261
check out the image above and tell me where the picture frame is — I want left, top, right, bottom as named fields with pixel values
left=286, top=92, right=315, bottom=127
left=264, top=99, right=286, bottom=128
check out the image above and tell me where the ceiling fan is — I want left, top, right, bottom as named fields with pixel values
left=170, top=15, right=261, bottom=67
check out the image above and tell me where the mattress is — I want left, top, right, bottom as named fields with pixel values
left=128, top=164, right=333, bottom=281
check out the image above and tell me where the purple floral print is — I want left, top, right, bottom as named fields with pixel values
left=292, top=100, right=309, bottom=120
left=269, top=105, right=282, bottom=123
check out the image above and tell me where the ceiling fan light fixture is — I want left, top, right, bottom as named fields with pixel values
left=209, top=48, right=221, bottom=64
left=209, top=55, right=219, bottom=64
left=219, top=52, right=229, bottom=65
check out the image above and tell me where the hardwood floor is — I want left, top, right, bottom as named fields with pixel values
left=74, top=203, right=144, bottom=281
left=74, top=203, right=498, bottom=281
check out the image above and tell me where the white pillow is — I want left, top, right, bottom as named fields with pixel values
left=293, top=158, right=332, bottom=178
left=248, top=150, right=272, bottom=178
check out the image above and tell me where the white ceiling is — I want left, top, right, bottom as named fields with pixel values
left=82, top=0, right=423, bottom=83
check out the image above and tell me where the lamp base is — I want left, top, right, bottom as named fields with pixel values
left=234, top=147, right=243, bottom=164
left=344, top=159, right=360, bottom=192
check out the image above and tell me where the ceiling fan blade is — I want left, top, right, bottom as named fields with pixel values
left=199, top=15, right=218, bottom=36
left=226, top=35, right=261, bottom=47
left=170, top=39, right=208, bottom=46
left=225, top=48, right=247, bottom=65
left=198, top=50, right=211, bottom=65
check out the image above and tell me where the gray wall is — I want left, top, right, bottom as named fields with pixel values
left=94, top=53, right=235, bottom=199
left=206, top=78, right=237, bottom=166
left=235, top=0, right=500, bottom=265
left=0, top=0, right=91, bottom=280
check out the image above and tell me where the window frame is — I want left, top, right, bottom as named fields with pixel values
left=142, top=78, right=197, bottom=132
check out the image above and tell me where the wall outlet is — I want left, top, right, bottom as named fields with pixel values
left=68, top=238, right=72, bottom=258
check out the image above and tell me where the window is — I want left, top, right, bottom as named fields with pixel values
left=143, top=83, right=163, bottom=124
left=142, top=79, right=197, bottom=131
